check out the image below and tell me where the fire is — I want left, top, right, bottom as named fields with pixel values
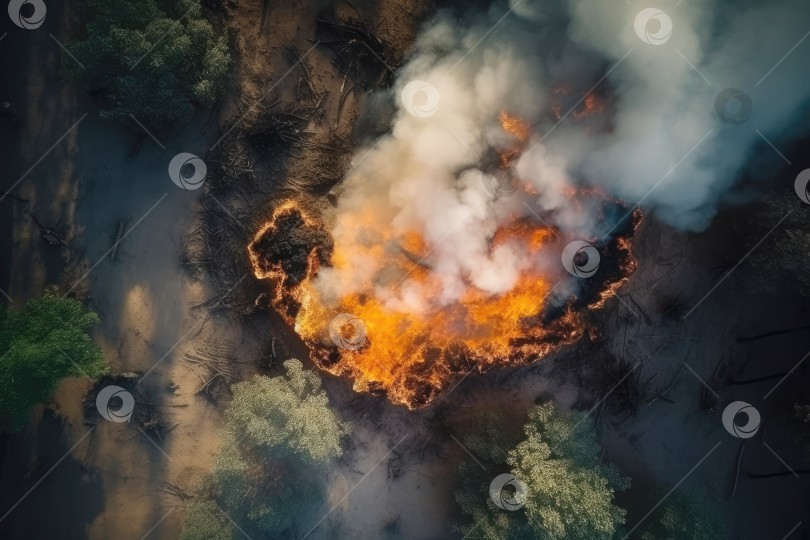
left=549, top=87, right=605, bottom=121
left=246, top=112, right=637, bottom=409
left=498, top=110, right=531, bottom=168
left=499, top=110, right=532, bottom=141
left=249, top=206, right=595, bottom=407
left=573, top=93, right=604, bottom=119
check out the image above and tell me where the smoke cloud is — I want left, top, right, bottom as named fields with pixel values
left=316, top=0, right=810, bottom=312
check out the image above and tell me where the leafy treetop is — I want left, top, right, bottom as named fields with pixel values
left=179, top=498, right=234, bottom=540
left=187, top=359, right=350, bottom=537
left=0, top=292, right=107, bottom=431
left=65, top=0, right=229, bottom=128
left=637, top=488, right=724, bottom=540
left=221, top=358, right=351, bottom=465
left=507, top=402, right=630, bottom=540
left=455, top=402, right=630, bottom=540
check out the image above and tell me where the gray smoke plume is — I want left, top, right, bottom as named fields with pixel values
left=316, top=0, right=810, bottom=311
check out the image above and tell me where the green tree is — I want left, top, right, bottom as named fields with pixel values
left=0, top=293, right=107, bottom=431
left=508, top=403, right=630, bottom=539
left=182, top=359, right=350, bottom=537
left=455, top=402, right=629, bottom=540
left=454, top=410, right=535, bottom=539
left=65, top=0, right=229, bottom=128
left=637, top=489, right=723, bottom=540
left=222, top=358, right=350, bottom=465
left=179, top=499, right=234, bottom=540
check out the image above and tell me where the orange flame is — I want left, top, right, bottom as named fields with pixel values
left=498, top=110, right=531, bottom=168
left=573, top=93, right=604, bottom=119
left=247, top=113, right=636, bottom=408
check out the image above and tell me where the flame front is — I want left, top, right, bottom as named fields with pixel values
left=247, top=112, right=636, bottom=408
left=249, top=205, right=589, bottom=407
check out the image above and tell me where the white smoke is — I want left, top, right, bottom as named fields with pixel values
left=566, top=0, right=809, bottom=228
left=316, top=0, right=810, bottom=312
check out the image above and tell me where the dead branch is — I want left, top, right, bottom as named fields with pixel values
left=160, top=480, right=194, bottom=499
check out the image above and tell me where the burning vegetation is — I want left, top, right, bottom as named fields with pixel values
left=248, top=199, right=637, bottom=409
left=247, top=107, right=639, bottom=408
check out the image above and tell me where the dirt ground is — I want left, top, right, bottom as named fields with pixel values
left=1, top=0, right=808, bottom=539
